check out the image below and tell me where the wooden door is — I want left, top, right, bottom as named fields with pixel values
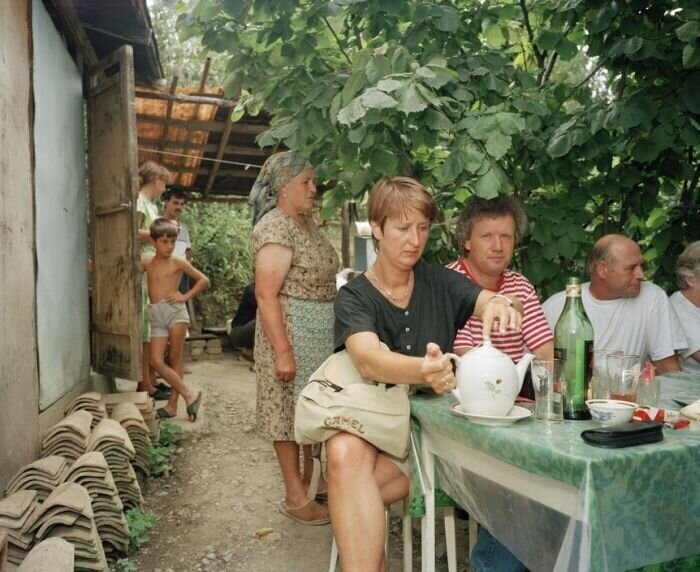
left=86, top=45, right=141, bottom=379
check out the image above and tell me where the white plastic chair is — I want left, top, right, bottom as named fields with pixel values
left=328, top=498, right=457, bottom=572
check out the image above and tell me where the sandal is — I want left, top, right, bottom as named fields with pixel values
left=150, top=387, right=172, bottom=401
left=277, top=500, right=330, bottom=526
left=156, top=408, right=175, bottom=419
left=186, top=391, right=203, bottom=422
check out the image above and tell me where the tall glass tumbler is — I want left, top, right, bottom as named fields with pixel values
left=531, top=358, right=564, bottom=422
left=608, top=354, right=641, bottom=403
left=591, top=349, right=623, bottom=399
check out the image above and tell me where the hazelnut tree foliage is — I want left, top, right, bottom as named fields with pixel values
left=181, top=0, right=699, bottom=295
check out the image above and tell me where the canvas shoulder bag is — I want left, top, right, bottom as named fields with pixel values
left=294, top=348, right=410, bottom=458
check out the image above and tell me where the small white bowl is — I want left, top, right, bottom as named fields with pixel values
left=586, top=399, right=637, bottom=426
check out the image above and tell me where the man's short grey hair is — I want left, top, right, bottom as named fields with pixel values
left=455, top=195, right=527, bottom=256
left=585, top=240, right=616, bottom=277
left=676, top=240, right=700, bottom=290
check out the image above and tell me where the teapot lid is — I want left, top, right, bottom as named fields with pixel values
left=467, top=340, right=507, bottom=358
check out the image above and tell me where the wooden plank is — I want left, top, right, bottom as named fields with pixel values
left=159, top=75, right=179, bottom=155
left=204, top=112, right=235, bottom=194
left=171, top=166, right=260, bottom=177
left=135, top=89, right=236, bottom=107
left=136, top=114, right=268, bottom=134
left=137, top=138, right=269, bottom=155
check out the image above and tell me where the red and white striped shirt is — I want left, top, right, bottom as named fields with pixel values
left=447, top=259, right=553, bottom=360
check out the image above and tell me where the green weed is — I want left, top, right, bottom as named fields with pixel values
left=125, top=508, right=157, bottom=552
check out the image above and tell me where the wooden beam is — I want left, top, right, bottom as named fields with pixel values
left=159, top=75, right=179, bottom=155
left=176, top=58, right=211, bottom=186
left=136, top=115, right=268, bottom=134
left=44, top=0, right=99, bottom=69
left=135, top=89, right=237, bottom=107
left=204, top=113, right=235, bottom=195
left=170, top=166, right=260, bottom=177
left=137, top=138, right=269, bottom=156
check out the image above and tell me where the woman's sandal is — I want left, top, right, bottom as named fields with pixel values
left=277, top=500, right=330, bottom=525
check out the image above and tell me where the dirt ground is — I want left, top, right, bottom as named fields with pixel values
left=132, top=353, right=470, bottom=572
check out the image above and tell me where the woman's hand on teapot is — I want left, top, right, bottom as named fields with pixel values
left=481, top=294, right=523, bottom=339
left=275, top=348, right=297, bottom=382
left=421, top=343, right=455, bottom=394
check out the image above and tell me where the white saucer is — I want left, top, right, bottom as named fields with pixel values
left=450, top=404, right=533, bottom=426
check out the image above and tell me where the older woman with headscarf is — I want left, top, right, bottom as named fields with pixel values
left=250, top=151, right=338, bottom=525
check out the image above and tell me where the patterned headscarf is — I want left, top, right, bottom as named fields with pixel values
left=248, top=151, right=313, bottom=225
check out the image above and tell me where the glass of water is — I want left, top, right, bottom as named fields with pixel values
left=531, top=358, right=564, bottom=423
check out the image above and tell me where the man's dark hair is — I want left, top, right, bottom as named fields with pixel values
left=455, top=195, right=527, bottom=256
left=163, top=188, right=188, bottom=202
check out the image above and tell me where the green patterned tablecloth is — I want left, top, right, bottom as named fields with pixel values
left=409, top=372, right=700, bottom=571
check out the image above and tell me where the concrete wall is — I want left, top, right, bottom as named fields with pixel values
left=0, top=0, right=40, bottom=491
left=33, top=0, right=91, bottom=409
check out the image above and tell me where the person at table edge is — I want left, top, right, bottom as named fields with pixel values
left=327, top=177, right=524, bottom=572
left=447, top=195, right=553, bottom=365
left=542, top=234, right=687, bottom=374
left=669, top=241, right=700, bottom=373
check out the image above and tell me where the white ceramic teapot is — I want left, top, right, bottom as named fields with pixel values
left=450, top=341, right=535, bottom=417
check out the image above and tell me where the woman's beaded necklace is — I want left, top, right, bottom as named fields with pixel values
left=366, top=267, right=414, bottom=302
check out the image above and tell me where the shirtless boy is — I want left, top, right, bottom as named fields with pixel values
left=142, top=218, right=209, bottom=421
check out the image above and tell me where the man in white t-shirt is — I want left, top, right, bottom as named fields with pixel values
left=542, top=234, right=686, bottom=373
left=163, top=189, right=197, bottom=334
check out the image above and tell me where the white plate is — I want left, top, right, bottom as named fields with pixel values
left=450, top=404, right=533, bottom=426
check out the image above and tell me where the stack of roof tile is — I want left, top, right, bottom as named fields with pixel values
left=64, top=392, right=106, bottom=430
left=41, top=411, right=92, bottom=461
left=17, top=537, right=74, bottom=571
left=101, top=391, right=158, bottom=442
left=4, top=457, right=69, bottom=502
left=63, top=452, right=129, bottom=557
left=110, top=403, right=152, bottom=475
left=23, top=482, right=107, bottom=570
left=87, top=420, right=143, bottom=510
left=0, top=490, right=39, bottom=565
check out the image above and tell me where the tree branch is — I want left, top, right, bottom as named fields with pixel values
left=323, top=17, right=352, bottom=65
left=519, top=0, right=545, bottom=69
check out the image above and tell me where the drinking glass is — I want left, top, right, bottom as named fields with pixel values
left=531, top=358, right=564, bottom=422
left=591, top=349, right=623, bottom=399
left=608, top=354, right=641, bottom=403
left=636, top=375, right=660, bottom=407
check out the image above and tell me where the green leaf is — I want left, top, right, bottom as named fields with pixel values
left=473, top=167, right=501, bottom=199
left=397, top=83, right=428, bottom=114
left=484, top=24, right=506, bottom=47
left=441, top=148, right=467, bottom=182
left=377, top=78, right=406, bottom=93
left=609, top=37, right=644, bottom=58
left=683, top=44, right=700, bottom=69
left=432, top=5, right=459, bottom=32
left=536, top=31, right=560, bottom=51
left=424, top=109, right=452, bottom=132
left=485, top=131, right=512, bottom=160
left=370, top=148, right=398, bottom=173
left=676, top=21, right=700, bottom=42
left=366, top=56, right=391, bottom=84
left=360, top=88, right=398, bottom=110
left=337, top=98, right=367, bottom=126
left=682, top=73, right=700, bottom=113
left=546, top=118, right=577, bottom=158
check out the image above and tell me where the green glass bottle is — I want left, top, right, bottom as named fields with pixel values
left=554, top=277, right=594, bottom=420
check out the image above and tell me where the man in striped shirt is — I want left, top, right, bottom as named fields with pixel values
left=448, top=195, right=553, bottom=572
left=448, top=196, right=553, bottom=364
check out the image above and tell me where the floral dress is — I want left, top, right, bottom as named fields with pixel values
left=137, top=193, right=158, bottom=341
left=252, top=208, right=339, bottom=441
